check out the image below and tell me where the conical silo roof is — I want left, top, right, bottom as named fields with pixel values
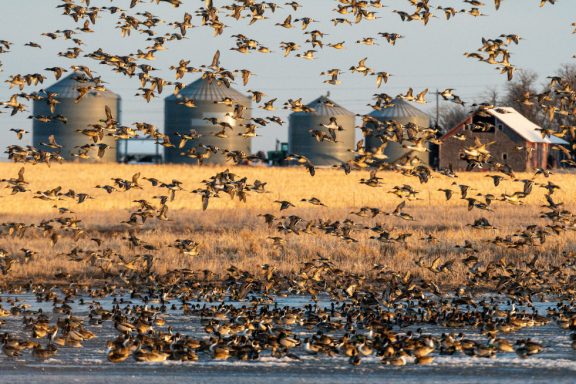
left=43, top=72, right=119, bottom=99
left=292, top=95, right=355, bottom=117
left=369, top=97, right=429, bottom=121
left=364, top=97, right=431, bottom=165
left=165, top=77, right=250, bottom=102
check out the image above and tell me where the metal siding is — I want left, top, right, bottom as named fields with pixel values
left=32, top=88, right=120, bottom=163
left=164, top=78, right=252, bottom=164
left=365, top=98, right=431, bottom=165
left=288, top=96, right=355, bottom=166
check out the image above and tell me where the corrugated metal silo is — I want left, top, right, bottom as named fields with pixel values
left=288, top=95, right=355, bottom=166
left=32, top=72, right=120, bottom=162
left=164, top=77, right=252, bottom=164
left=365, top=97, right=431, bottom=164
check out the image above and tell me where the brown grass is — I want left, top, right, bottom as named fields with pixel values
left=0, top=163, right=575, bottom=286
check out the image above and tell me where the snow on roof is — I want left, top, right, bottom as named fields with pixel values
left=488, top=107, right=568, bottom=145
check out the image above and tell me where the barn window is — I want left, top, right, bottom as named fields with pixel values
left=502, top=153, right=508, bottom=160
left=472, top=114, right=495, bottom=133
left=498, top=124, right=503, bottom=131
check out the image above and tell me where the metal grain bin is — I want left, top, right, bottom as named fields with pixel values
left=288, top=95, right=355, bottom=166
left=164, top=77, right=252, bottom=164
left=32, top=72, right=121, bottom=162
left=365, top=97, right=431, bottom=164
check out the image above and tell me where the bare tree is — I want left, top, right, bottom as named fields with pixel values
left=501, top=69, right=544, bottom=126
left=548, top=64, right=576, bottom=129
left=437, top=104, right=468, bottom=133
left=548, top=64, right=576, bottom=161
left=481, top=87, right=501, bottom=106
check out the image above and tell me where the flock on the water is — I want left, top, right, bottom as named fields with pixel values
left=0, top=0, right=576, bottom=368
left=0, top=253, right=576, bottom=364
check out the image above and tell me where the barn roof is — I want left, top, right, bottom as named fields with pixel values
left=487, top=107, right=567, bottom=144
left=442, top=107, right=568, bottom=145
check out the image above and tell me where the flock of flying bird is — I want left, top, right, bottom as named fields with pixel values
left=0, top=0, right=575, bottom=370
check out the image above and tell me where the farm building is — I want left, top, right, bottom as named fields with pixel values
left=288, top=95, right=355, bottom=166
left=33, top=72, right=121, bottom=162
left=364, top=97, right=434, bottom=166
left=164, top=77, right=252, bottom=165
left=440, top=107, right=568, bottom=171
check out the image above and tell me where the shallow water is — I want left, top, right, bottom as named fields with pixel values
left=0, top=293, right=575, bottom=384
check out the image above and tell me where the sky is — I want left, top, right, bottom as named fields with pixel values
left=0, top=0, right=575, bottom=156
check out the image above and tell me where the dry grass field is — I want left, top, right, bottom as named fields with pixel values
left=0, top=162, right=575, bottom=286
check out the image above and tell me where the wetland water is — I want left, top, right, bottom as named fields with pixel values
left=0, top=293, right=575, bottom=384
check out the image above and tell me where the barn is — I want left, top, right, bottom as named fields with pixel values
left=439, top=107, right=568, bottom=172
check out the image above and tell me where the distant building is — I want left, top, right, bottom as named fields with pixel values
left=364, top=97, right=433, bottom=166
left=440, top=107, right=568, bottom=171
left=288, top=95, right=355, bottom=166
left=164, top=77, right=252, bottom=165
left=33, top=72, right=121, bottom=162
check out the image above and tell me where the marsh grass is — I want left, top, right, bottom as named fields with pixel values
left=0, top=163, right=574, bottom=285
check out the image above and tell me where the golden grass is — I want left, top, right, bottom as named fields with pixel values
left=0, top=162, right=575, bottom=285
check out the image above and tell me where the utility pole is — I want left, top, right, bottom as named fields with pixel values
left=435, top=89, right=440, bottom=128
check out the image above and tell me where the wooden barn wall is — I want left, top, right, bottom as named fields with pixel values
left=440, top=117, right=531, bottom=171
